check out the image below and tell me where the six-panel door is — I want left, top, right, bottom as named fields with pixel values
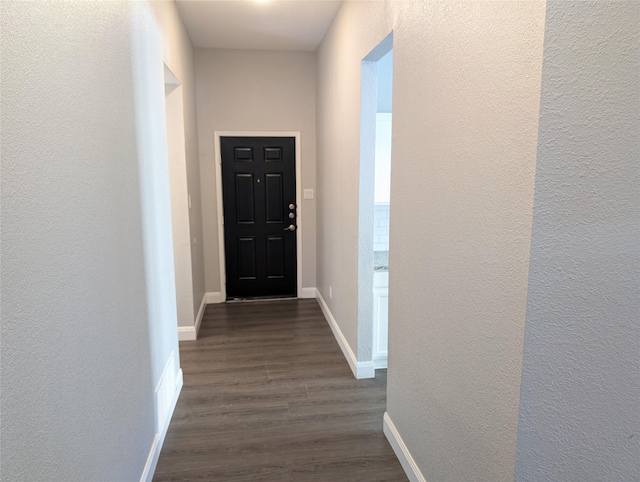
left=221, top=137, right=297, bottom=299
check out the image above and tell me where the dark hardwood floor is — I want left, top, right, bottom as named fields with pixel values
left=153, top=299, right=407, bottom=481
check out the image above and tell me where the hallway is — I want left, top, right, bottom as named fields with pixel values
left=153, top=299, right=407, bottom=481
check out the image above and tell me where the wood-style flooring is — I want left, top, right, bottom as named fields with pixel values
left=153, top=299, right=407, bottom=481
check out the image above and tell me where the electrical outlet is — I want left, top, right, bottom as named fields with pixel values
left=304, top=189, right=314, bottom=199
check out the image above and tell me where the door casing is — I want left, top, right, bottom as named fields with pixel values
left=214, top=131, right=303, bottom=301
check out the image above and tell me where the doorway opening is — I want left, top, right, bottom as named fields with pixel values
left=214, top=132, right=304, bottom=302
left=164, top=64, right=196, bottom=339
left=357, top=34, right=393, bottom=377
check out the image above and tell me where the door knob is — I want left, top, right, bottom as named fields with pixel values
left=289, top=203, right=295, bottom=210
left=289, top=213, right=295, bottom=219
left=284, top=224, right=296, bottom=231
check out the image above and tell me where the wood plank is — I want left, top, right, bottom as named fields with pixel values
left=153, top=299, right=407, bottom=481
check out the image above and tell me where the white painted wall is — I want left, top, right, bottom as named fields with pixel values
left=516, top=2, right=640, bottom=480
left=316, top=1, right=545, bottom=480
left=1, top=0, right=191, bottom=479
left=194, top=49, right=317, bottom=293
left=153, top=1, right=206, bottom=324
left=388, top=4, right=545, bottom=479
left=376, top=50, right=393, bottom=114
left=130, top=0, right=181, bottom=398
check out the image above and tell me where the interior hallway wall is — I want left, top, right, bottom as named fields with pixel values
left=316, top=1, right=545, bottom=480
left=316, top=1, right=391, bottom=363
left=516, top=2, right=640, bottom=479
left=194, top=49, right=317, bottom=293
left=1, top=0, right=194, bottom=479
left=152, top=1, right=206, bottom=322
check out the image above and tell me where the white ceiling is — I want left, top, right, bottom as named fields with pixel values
left=175, top=0, right=343, bottom=51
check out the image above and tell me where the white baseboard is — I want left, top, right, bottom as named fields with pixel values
left=177, top=292, right=209, bottom=341
left=315, top=289, right=375, bottom=379
left=206, top=291, right=223, bottom=304
left=357, top=360, right=375, bottom=378
left=177, top=325, right=196, bottom=341
left=194, top=292, right=206, bottom=335
left=383, top=412, right=426, bottom=482
left=299, top=287, right=317, bottom=299
left=140, top=353, right=184, bottom=482
left=373, top=355, right=388, bottom=369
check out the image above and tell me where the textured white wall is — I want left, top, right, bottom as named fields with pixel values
left=130, top=0, right=181, bottom=391
left=316, top=1, right=545, bottom=480
left=376, top=50, right=393, bottom=114
left=516, top=2, right=640, bottom=480
left=194, top=49, right=317, bottom=292
left=388, top=3, right=545, bottom=480
left=1, top=0, right=186, bottom=479
left=153, top=1, right=206, bottom=321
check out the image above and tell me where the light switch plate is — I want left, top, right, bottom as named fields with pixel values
left=304, top=189, right=314, bottom=199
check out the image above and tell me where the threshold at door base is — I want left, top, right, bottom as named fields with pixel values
left=226, top=295, right=297, bottom=303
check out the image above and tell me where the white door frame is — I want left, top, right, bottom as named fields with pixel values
left=214, top=131, right=303, bottom=301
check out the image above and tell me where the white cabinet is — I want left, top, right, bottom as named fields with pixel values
left=372, top=271, right=389, bottom=368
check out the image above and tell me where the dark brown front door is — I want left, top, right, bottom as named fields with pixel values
left=221, top=137, right=297, bottom=299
